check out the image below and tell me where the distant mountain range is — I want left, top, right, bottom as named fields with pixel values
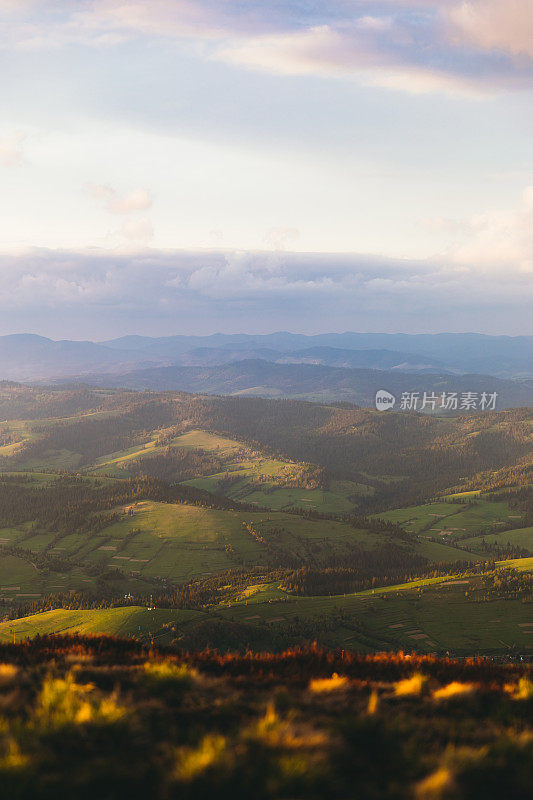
left=0, top=334, right=156, bottom=381
left=79, top=359, right=533, bottom=411
left=100, top=332, right=533, bottom=379
left=170, top=346, right=453, bottom=374
left=1, top=332, right=532, bottom=383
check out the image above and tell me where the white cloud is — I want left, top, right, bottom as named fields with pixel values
left=88, top=184, right=152, bottom=214
left=87, top=183, right=154, bottom=242
left=356, top=16, right=394, bottom=32
left=0, top=132, right=24, bottom=166
left=0, top=0, right=37, bottom=10
left=86, top=0, right=233, bottom=40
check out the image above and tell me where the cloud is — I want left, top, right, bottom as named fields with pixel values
left=0, top=0, right=37, bottom=10
left=88, top=184, right=152, bottom=214
left=264, top=227, right=300, bottom=250
left=0, top=244, right=526, bottom=307
left=216, top=24, right=481, bottom=95
left=0, top=243, right=529, bottom=336
left=216, top=2, right=533, bottom=95
left=2, top=1, right=532, bottom=94
left=85, top=0, right=268, bottom=40
left=0, top=132, right=24, bottom=166
left=449, top=186, right=533, bottom=273
left=119, top=217, right=154, bottom=242
left=87, top=184, right=153, bottom=242
left=448, top=1, right=533, bottom=59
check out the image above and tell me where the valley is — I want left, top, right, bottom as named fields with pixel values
left=0, top=384, right=530, bottom=658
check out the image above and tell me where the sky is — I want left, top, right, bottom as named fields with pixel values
left=0, top=0, right=532, bottom=338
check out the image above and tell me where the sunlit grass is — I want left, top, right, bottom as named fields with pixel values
left=415, top=766, right=454, bottom=799
left=35, top=672, right=126, bottom=729
left=394, top=673, right=427, bottom=696
left=309, top=672, right=349, bottom=693
left=175, top=734, right=227, bottom=781
left=433, top=682, right=475, bottom=700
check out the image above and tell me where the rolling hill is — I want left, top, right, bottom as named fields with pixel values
left=80, top=359, right=533, bottom=409
left=0, top=383, right=530, bottom=662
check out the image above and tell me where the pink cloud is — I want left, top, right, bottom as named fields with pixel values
left=0, top=132, right=24, bottom=166
left=119, top=217, right=154, bottom=242
left=88, top=184, right=152, bottom=214
left=448, top=1, right=533, bottom=59
left=1, top=1, right=532, bottom=94
left=216, top=25, right=488, bottom=95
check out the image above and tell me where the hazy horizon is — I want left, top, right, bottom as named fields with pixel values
left=2, top=329, right=533, bottom=344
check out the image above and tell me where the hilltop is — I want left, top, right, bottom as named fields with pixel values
left=80, top=359, right=533, bottom=409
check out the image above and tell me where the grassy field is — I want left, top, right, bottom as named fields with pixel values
left=216, top=563, right=533, bottom=655
left=85, top=427, right=371, bottom=513
left=1, top=418, right=390, bottom=515
left=0, top=551, right=122, bottom=600
left=498, top=555, right=533, bottom=572
left=0, top=501, right=266, bottom=583
left=373, top=496, right=524, bottom=542
left=179, top=430, right=371, bottom=512
left=3, top=559, right=533, bottom=655
left=85, top=501, right=267, bottom=581
left=0, top=499, right=399, bottom=588
left=0, top=606, right=205, bottom=643
left=412, top=539, right=478, bottom=562
left=463, top=525, right=533, bottom=552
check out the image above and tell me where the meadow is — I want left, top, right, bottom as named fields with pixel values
left=0, top=606, right=204, bottom=644
left=0, top=497, right=398, bottom=594
left=372, top=496, right=524, bottom=540
left=3, top=557, right=533, bottom=656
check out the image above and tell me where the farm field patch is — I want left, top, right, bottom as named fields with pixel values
left=462, top=526, right=533, bottom=553
left=0, top=606, right=205, bottom=643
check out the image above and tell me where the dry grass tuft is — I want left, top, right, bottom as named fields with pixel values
left=394, top=673, right=427, bottom=696
left=0, top=664, right=18, bottom=685
left=415, top=766, right=454, bottom=798
left=309, top=672, right=348, bottom=693
left=433, top=682, right=475, bottom=700
left=175, top=735, right=227, bottom=781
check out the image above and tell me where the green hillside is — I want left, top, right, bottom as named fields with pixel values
left=4, top=556, right=533, bottom=656
left=0, top=492, right=400, bottom=591
left=0, top=606, right=204, bottom=643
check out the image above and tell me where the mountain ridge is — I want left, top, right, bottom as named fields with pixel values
left=76, top=358, right=533, bottom=410
left=0, top=331, right=531, bottom=381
